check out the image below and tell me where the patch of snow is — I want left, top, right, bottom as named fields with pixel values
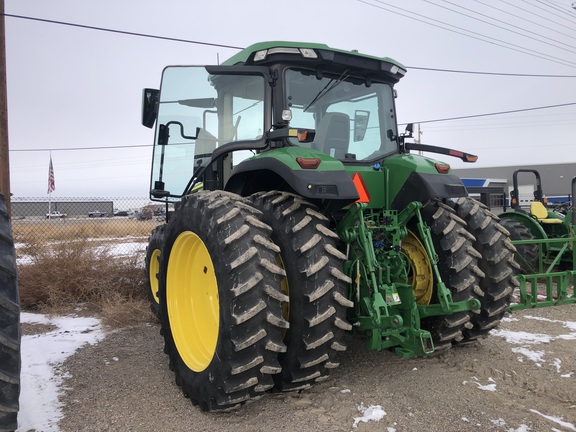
left=473, top=382, right=497, bottom=392
left=490, top=329, right=552, bottom=345
left=491, top=418, right=506, bottom=427
left=17, top=312, right=106, bottom=432
left=352, top=403, right=387, bottom=429
left=524, top=316, right=576, bottom=331
left=511, top=347, right=546, bottom=366
left=508, top=425, right=531, bottom=432
left=552, top=358, right=562, bottom=373
left=472, top=377, right=497, bottom=392
left=529, top=409, right=576, bottom=431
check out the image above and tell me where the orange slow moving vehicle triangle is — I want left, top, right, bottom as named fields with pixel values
left=352, top=173, right=370, bottom=203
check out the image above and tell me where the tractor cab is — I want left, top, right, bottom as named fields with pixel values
left=142, top=42, right=407, bottom=205
left=143, top=41, right=477, bottom=214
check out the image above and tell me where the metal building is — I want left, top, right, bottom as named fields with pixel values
left=452, top=163, right=575, bottom=209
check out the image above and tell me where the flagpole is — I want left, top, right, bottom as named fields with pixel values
left=47, top=152, right=54, bottom=217
left=48, top=152, right=51, bottom=218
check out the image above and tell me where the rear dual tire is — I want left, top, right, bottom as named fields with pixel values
left=251, top=191, right=352, bottom=391
left=414, top=200, right=481, bottom=351
left=158, top=191, right=288, bottom=411
left=450, top=198, right=519, bottom=341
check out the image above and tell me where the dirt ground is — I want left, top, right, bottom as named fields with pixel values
left=56, top=304, right=576, bottom=432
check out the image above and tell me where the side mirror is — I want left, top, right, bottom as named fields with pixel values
left=353, top=110, right=370, bottom=142
left=404, top=123, right=414, bottom=138
left=142, top=88, right=160, bottom=128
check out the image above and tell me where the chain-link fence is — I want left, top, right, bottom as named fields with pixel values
left=12, top=197, right=165, bottom=263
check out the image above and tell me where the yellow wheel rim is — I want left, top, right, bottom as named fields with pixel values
left=402, top=230, right=434, bottom=305
left=149, top=248, right=161, bottom=305
left=167, top=231, right=219, bottom=372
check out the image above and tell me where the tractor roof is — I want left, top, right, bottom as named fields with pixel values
left=223, top=41, right=407, bottom=83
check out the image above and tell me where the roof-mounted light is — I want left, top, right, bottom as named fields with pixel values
left=254, top=50, right=268, bottom=61
left=268, top=47, right=301, bottom=55
left=299, top=48, right=318, bottom=58
left=253, top=47, right=318, bottom=62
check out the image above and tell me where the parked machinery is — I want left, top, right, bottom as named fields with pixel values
left=142, top=42, right=539, bottom=411
left=499, top=169, right=574, bottom=273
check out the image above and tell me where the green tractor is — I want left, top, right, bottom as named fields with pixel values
left=499, top=169, right=575, bottom=273
left=142, top=41, right=520, bottom=411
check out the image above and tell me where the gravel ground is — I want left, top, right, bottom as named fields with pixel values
left=57, top=304, right=576, bottom=432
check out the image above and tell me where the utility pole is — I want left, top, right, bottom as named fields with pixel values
left=0, top=0, right=11, bottom=216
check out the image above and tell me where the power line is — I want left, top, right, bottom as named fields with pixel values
left=405, top=66, right=576, bottom=77
left=524, top=0, right=576, bottom=24
left=472, top=0, right=576, bottom=42
left=8, top=102, right=576, bottom=153
left=540, top=0, right=576, bottom=18
left=4, top=13, right=576, bottom=78
left=359, top=0, right=576, bottom=69
left=401, top=101, right=576, bottom=125
left=2, top=13, right=243, bottom=50
left=499, top=0, right=576, bottom=34
left=10, top=144, right=151, bottom=152
left=425, top=0, right=576, bottom=54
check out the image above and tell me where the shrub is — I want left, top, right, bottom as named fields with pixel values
left=18, top=232, right=154, bottom=327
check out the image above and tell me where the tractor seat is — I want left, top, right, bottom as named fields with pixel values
left=530, top=201, right=563, bottom=224
left=313, top=113, right=350, bottom=159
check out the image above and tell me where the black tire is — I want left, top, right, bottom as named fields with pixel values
left=416, top=200, right=481, bottom=351
left=450, top=198, right=519, bottom=340
left=499, top=218, right=539, bottom=274
left=145, top=224, right=166, bottom=319
left=158, top=191, right=288, bottom=411
left=250, top=191, right=352, bottom=391
left=0, top=193, right=20, bottom=432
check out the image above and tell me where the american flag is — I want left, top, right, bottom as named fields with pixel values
left=47, top=156, right=55, bottom=194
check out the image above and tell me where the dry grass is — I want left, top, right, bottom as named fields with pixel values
left=18, top=226, right=156, bottom=328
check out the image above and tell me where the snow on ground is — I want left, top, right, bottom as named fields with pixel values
left=17, top=313, right=106, bottom=432
left=352, top=403, right=387, bottom=429
left=14, top=312, right=576, bottom=431
left=491, top=315, right=576, bottom=371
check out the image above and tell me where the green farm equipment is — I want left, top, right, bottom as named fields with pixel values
left=0, top=192, right=20, bottom=431
left=498, top=171, right=575, bottom=310
left=499, top=169, right=574, bottom=272
left=142, top=41, right=528, bottom=411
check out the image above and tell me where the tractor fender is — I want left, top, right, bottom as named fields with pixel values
left=225, top=156, right=359, bottom=212
left=498, top=211, right=548, bottom=251
left=390, top=171, right=468, bottom=210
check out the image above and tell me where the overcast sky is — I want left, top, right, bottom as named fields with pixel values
left=5, top=0, right=576, bottom=198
